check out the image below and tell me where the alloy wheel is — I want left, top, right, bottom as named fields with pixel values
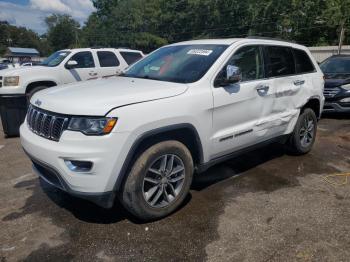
left=299, top=114, right=315, bottom=148
left=142, top=154, right=185, bottom=208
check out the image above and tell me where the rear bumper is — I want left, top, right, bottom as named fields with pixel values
left=323, top=102, right=350, bottom=113
left=26, top=150, right=116, bottom=208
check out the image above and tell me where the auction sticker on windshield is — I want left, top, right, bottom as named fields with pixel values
left=187, top=49, right=213, bottom=56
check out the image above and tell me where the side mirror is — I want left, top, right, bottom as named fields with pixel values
left=214, top=65, right=242, bottom=87
left=65, top=60, right=78, bottom=69
left=226, top=65, right=242, bottom=84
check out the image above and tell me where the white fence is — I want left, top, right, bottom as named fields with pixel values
left=308, top=45, right=350, bottom=63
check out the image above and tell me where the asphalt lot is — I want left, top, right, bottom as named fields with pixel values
left=0, top=115, right=349, bottom=262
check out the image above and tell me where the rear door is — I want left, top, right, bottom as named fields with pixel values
left=62, top=51, right=98, bottom=83
left=260, top=45, right=303, bottom=136
left=211, top=45, right=275, bottom=158
left=96, top=50, right=123, bottom=78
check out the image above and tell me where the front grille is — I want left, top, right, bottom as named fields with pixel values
left=27, top=105, right=69, bottom=141
left=323, top=87, right=340, bottom=98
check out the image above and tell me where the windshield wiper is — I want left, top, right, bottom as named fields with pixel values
left=121, top=74, right=160, bottom=81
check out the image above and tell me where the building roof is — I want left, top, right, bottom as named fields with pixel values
left=6, top=47, right=40, bottom=57
left=308, top=45, right=350, bottom=51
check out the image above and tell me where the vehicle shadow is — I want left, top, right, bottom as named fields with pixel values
left=41, top=179, right=192, bottom=225
left=42, top=143, right=286, bottom=224
left=191, top=142, right=286, bottom=191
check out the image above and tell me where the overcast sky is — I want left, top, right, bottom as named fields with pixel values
left=0, top=0, right=95, bottom=34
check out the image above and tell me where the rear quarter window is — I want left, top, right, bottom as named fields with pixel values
left=293, top=49, right=315, bottom=74
left=120, top=52, right=143, bottom=65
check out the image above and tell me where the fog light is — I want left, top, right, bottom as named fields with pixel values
left=340, top=97, right=350, bottom=103
left=64, top=160, right=93, bottom=172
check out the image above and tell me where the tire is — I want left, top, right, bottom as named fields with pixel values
left=120, top=140, right=194, bottom=221
left=286, top=108, right=317, bottom=155
left=26, top=86, right=49, bottom=103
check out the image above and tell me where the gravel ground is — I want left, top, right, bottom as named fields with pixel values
left=0, top=115, right=349, bottom=262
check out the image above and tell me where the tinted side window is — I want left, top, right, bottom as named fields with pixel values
left=70, top=51, right=95, bottom=68
left=120, top=52, right=143, bottom=65
left=293, top=49, right=315, bottom=74
left=97, top=51, right=120, bottom=67
left=217, top=45, right=264, bottom=82
left=265, top=46, right=295, bottom=77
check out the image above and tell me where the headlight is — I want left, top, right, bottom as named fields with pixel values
left=68, top=117, right=117, bottom=135
left=341, top=84, right=350, bottom=91
left=4, top=76, right=20, bottom=86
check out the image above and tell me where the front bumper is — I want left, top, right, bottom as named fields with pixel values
left=0, top=85, right=24, bottom=95
left=323, top=102, right=350, bottom=113
left=20, top=120, right=133, bottom=207
left=27, top=151, right=115, bottom=208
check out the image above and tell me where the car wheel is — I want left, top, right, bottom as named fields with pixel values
left=121, top=140, right=194, bottom=221
left=286, top=108, right=317, bottom=155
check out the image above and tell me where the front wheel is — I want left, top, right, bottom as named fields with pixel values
left=26, top=86, right=49, bottom=103
left=120, top=140, right=194, bottom=221
left=286, top=108, right=317, bottom=155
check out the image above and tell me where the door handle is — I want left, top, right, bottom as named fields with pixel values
left=89, top=72, right=98, bottom=76
left=293, top=80, right=305, bottom=86
left=256, top=84, right=269, bottom=96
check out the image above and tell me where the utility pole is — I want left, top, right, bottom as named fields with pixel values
left=338, top=22, right=345, bottom=55
left=75, top=30, right=78, bottom=48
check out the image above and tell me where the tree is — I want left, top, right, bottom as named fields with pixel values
left=74, top=0, right=350, bottom=51
left=45, top=14, right=81, bottom=51
left=0, top=21, right=50, bottom=56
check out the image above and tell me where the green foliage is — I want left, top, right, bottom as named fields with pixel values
left=0, top=21, right=49, bottom=56
left=85, top=0, right=349, bottom=51
left=1, top=0, right=349, bottom=56
left=45, top=14, right=81, bottom=51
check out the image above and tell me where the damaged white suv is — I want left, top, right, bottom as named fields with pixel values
left=20, top=38, right=324, bottom=220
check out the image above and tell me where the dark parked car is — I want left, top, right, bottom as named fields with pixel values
left=0, top=63, right=8, bottom=70
left=320, top=55, right=350, bottom=113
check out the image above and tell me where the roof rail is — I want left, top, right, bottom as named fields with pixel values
left=245, top=36, right=296, bottom=44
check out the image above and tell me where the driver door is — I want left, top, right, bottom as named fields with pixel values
left=62, top=51, right=98, bottom=84
left=210, top=45, right=274, bottom=159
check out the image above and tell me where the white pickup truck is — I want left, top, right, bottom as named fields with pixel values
left=0, top=47, right=144, bottom=99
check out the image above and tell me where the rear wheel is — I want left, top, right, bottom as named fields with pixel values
left=120, top=140, right=193, bottom=221
left=286, top=108, right=317, bottom=155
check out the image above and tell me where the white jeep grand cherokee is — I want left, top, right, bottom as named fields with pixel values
left=20, top=38, right=324, bottom=220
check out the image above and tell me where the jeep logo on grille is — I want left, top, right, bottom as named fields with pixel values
left=34, top=99, right=42, bottom=107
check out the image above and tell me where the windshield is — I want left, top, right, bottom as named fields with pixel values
left=41, top=51, right=71, bottom=67
left=123, top=44, right=228, bottom=83
left=320, top=57, right=350, bottom=74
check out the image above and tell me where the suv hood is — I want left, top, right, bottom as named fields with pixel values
left=31, top=77, right=188, bottom=115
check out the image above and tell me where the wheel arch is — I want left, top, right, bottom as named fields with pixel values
left=25, top=81, right=57, bottom=94
left=301, top=96, right=321, bottom=119
left=114, top=123, right=204, bottom=191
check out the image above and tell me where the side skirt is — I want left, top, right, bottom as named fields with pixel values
left=196, top=135, right=289, bottom=173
